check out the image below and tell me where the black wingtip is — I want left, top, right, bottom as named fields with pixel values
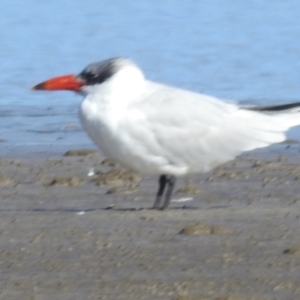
left=247, top=102, right=300, bottom=112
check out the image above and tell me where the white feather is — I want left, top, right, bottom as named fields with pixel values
left=79, top=59, right=300, bottom=176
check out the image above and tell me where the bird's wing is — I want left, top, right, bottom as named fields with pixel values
left=119, top=82, right=292, bottom=175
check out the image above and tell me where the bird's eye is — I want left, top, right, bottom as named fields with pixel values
left=79, top=71, right=98, bottom=83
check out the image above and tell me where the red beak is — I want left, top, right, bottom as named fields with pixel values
left=31, top=74, right=84, bottom=92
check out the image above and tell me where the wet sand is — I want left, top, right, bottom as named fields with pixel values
left=0, top=144, right=300, bottom=300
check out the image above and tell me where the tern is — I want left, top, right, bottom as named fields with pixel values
left=32, top=57, right=300, bottom=210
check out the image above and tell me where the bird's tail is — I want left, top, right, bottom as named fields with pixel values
left=245, top=102, right=300, bottom=128
left=224, top=102, right=300, bottom=154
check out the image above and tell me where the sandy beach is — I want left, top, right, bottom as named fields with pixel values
left=0, top=143, right=299, bottom=300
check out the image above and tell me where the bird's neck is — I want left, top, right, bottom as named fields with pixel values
left=80, top=66, right=146, bottom=131
left=82, top=66, right=145, bottom=109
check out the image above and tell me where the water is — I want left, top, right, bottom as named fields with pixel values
left=1, top=0, right=300, bottom=155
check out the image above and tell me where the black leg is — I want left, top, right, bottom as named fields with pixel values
left=153, top=175, right=167, bottom=209
left=161, top=175, right=176, bottom=210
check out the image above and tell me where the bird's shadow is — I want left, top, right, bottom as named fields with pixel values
left=28, top=205, right=200, bottom=213
left=0, top=205, right=230, bottom=213
left=102, top=205, right=200, bottom=211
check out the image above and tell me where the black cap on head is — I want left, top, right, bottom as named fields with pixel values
left=77, top=57, right=131, bottom=85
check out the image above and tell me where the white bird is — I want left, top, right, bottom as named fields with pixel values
left=32, top=57, right=300, bottom=209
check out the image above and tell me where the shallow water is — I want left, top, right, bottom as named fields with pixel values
left=1, top=0, right=300, bottom=154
